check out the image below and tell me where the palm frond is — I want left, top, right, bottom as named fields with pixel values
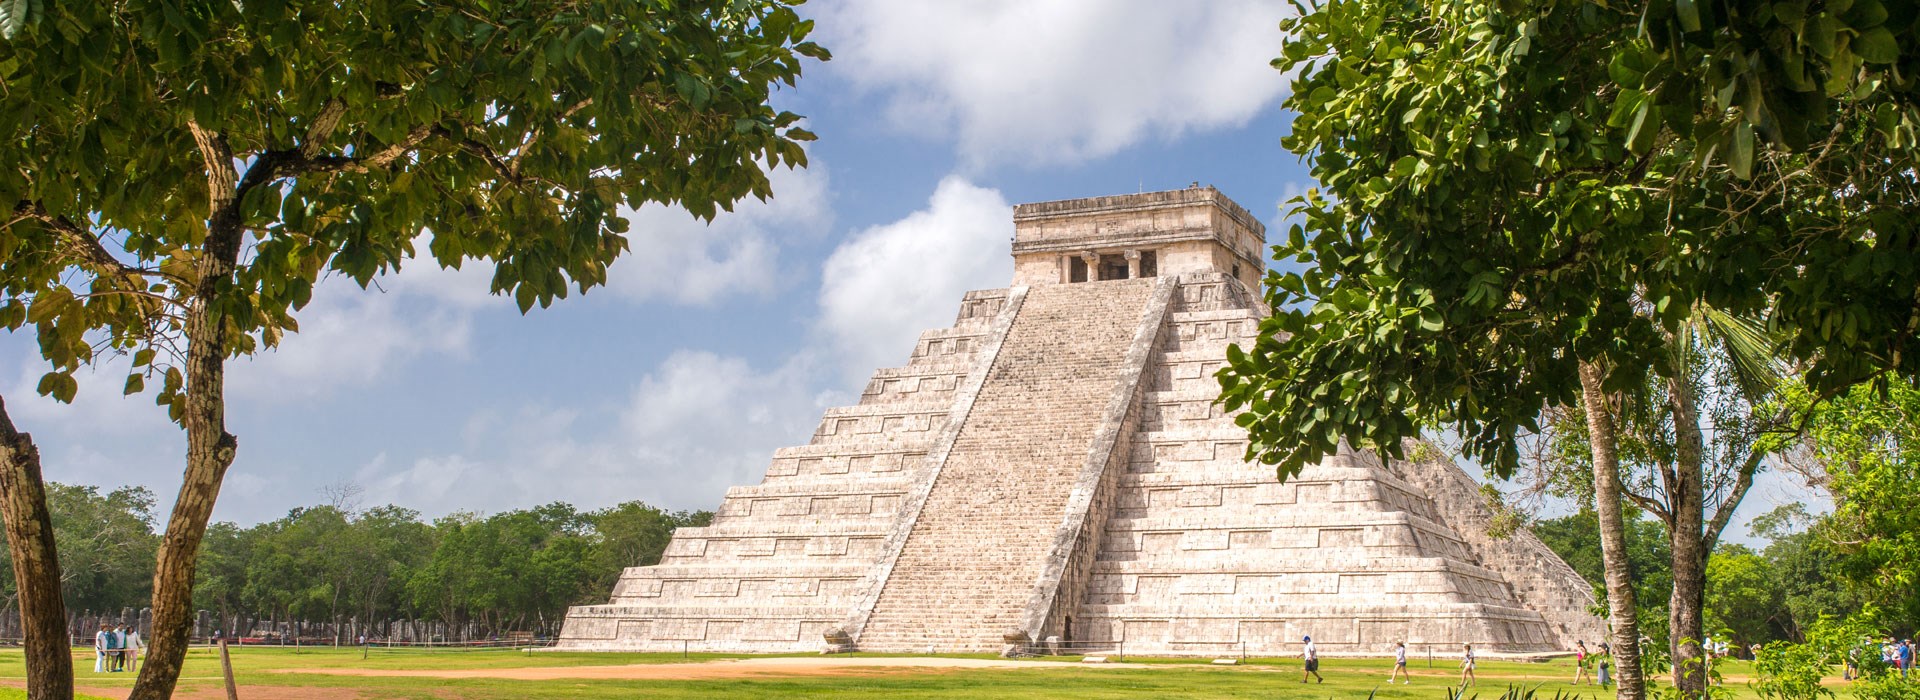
left=1697, top=304, right=1789, bottom=397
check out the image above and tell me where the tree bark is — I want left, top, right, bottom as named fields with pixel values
left=1580, top=361, right=1647, bottom=700
left=130, top=125, right=250, bottom=700
left=0, top=397, right=74, bottom=700
left=1665, top=373, right=1708, bottom=695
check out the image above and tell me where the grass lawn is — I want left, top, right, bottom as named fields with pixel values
left=0, top=647, right=1861, bottom=699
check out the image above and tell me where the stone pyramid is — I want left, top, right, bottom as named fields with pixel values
left=559, top=187, right=1605, bottom=656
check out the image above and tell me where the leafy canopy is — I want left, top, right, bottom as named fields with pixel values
left=1787, top=377, right=1920, bottom=624
left=1222, top=0, right=1919, bottom=480
left=0, top=0, right=826, bottom=413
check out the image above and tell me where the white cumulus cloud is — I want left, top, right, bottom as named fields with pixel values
left=819, top=0, right=1293, bottom=167
left=356, top=350, right=829, bottom=516
left=606, top=161, right=832, bottom=305
left=817, top=176, right=1013, bottom=386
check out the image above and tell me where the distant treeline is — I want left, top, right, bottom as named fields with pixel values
left=0, top=483, right=710, bottom=635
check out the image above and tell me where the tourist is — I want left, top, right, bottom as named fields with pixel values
left=1389, top=641, right=1410, bottom=684
left=93, top=624, right=109, bottom=673
left=106, top=624, right=123, bottom=672
left=1301, top=635, right=1323, bottom=684
left=1572, top=640, right=1591, bottom=685
left=1460, top=643, right=1477, bottom=688
left=1902, top=639, right=1914, bottom=678
left=125, top=625, right=143, bottom=673
left=1597, top=642, right=1612, bottom=687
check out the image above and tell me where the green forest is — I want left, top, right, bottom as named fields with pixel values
left=6, top=378, right=1915, bottom=649
left=0, top=487, right=709, bottom=636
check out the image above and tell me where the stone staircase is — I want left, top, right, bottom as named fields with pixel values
left=1063, top=274, right=1593, bottom=655
left=855, top=279, right=1159, bottom=652
left=556, top=290, right=1015, bottom=652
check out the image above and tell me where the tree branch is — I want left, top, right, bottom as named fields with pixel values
left=187, top=120, right=239, bottom=217
left=510, top=98, right=593, bottom=180
left=301, top=98, right=348, bottom=160
left=274, top=124, right=434, bottom=178
left=10, top=201, right=190, bottom=289
left=1703, top=447, right=1766, bottom=551
left=1622, top=488, right=1672, bottom=524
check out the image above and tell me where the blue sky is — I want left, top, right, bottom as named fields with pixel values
left=2, top=1, right=1817, bottom=541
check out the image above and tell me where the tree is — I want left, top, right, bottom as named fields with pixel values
left=0, top=1, right=826, bottom=696
left=1747, top=504, right=1860, bottom=641
left=1520, top=311, right=1790, bottom=684
left=406, top=504, right=599, bottom=634
left=44, top=484, right=161, bottom=613
left=586, top=502, right=710, bottom=596
left=0, top=482, right=161, bottom=614
left=0, top=401, right=69, bottom=698
left=1230, top=0, right=1917, bottom=695
left=1703, top=545, right=1783, bottom=647
left=192, top=520, right=255, bottom=628
left=1788, top=378, right=1920, bottom=623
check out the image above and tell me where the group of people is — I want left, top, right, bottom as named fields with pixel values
left=92, top=623, right=142, bottom=674
left=1570, top=640, right=1615, bottom=687
left=1297, top=636, right=1485, bottom=688
left=1846, top=637, right=1917, bottom=680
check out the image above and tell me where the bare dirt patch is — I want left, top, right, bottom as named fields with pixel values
left=271, top=656, right=1154, bottom=681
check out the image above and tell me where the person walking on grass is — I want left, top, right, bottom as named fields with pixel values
left=1301, top=635, right=1323, bottom=684
left=1597, top=642, right=1612, bottom=687
left=1572, top=640, right=1591, bottom=685
left=1459, top=643, right=1477, bottom=688
left=1388, top=641, right=1411, bottom=684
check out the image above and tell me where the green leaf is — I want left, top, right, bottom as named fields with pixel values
left=1626, top=101, right=1659, bottom=154
left=0, top=0, right=37, bottom=39
left=36, top=372, right=76, bottom=404
left=1730, top=120, right=1755, bottom=179
left=1418, top=308, right=1445, bottom=332
left=124, top=373, right=145, bottom=396
left=1853, top=27, right=1899, bottom=64
left=1806, top=15, right=1838, bottom=58
left=1676, top=0, right=1702, bottom=32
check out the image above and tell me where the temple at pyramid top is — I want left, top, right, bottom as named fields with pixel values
left=1011, top=185, right=1267, bottom=292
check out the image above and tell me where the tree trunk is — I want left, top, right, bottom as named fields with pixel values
left=0, top=397, right=74, bottom=700
left=130, top=124, right=248, bottom=700
left=1665, top=373, right=1709, bottom=694
left=1580, top=361, right=1646, bottom=700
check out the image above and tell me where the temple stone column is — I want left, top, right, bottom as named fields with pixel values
left=1124, top=249, right=1141, bottom=279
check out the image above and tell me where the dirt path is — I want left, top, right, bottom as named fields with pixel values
left=271, top=655, right=1156, bottom=681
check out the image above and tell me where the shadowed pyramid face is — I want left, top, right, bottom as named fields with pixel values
left=558, top=188, right=1604, bottom=657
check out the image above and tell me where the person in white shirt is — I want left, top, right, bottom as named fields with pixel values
left=1301, top=635, right=1323, bottom=684
left=124, top=627, right=143, bottom=673
left=92, top=624, right=109, bottom=673
left=1389, top=641, right=1411, bottom=684
left=1460, top=643, right=1478, bottom=687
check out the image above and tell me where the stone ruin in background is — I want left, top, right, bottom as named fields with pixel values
left=559, top=186, right=1606, bottom=656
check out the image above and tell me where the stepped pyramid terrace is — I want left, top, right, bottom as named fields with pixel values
left=558, top=186, right=1606, bottom=657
